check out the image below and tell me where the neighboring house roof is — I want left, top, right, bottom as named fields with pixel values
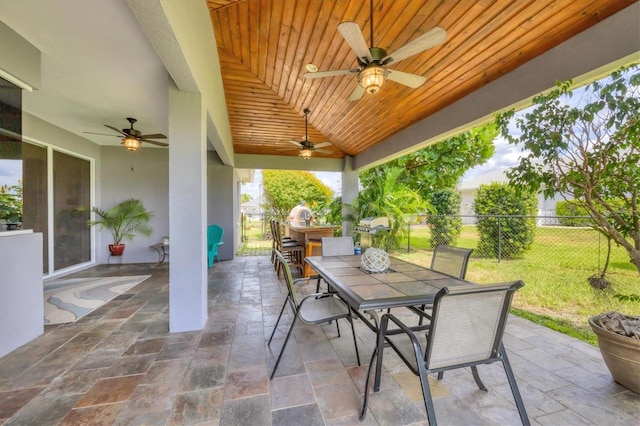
left=241, top=200, right=263, bottom=214
left=458, top=169, right=509, bottom=191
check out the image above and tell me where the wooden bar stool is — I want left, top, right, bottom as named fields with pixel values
left=304, top=239, right=323, bottom=278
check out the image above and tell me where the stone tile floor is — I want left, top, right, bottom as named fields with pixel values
left=0, top=256, right=638, bottom=425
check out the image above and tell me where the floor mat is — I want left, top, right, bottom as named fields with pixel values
left=44, top=275, right=150, bottom=324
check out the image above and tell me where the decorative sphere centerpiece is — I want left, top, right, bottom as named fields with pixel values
left=361, top=248, right=390, bottom=273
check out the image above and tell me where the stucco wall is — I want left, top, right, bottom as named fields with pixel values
left=207, top=151, right=235, bottom=260
left=99, top=146, right=169, bottom=264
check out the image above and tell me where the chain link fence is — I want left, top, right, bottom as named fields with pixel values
left=240, top=212, right=633, bottom=279
left=403, top=214, right=623, bottom=270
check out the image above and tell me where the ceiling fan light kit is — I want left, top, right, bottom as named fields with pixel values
left=303, top=0, right=446, bottom=101
left=122, top=136, right=141, bottom=151
left=84, top=117, right=169, bottom=151
left=275, top=108, right=333, bottom=159
left=299, top=148, right=313, bottom=159
left=359, top=65, right=386, bottom=94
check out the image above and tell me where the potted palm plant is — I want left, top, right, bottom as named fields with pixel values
left=86, top=198, right=153, bottom=255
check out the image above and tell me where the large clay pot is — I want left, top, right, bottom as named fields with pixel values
left=589, top=316, right=640, bottom=394
left=108, top=244, right=125, bottom=256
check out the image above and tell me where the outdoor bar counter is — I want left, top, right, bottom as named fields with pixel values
left=0, top=230, right=44, bottom=357
left=283, top=223, right=338, bottom=246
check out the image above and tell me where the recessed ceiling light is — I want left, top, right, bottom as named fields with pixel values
left=305, top=63, right=318, bottom=73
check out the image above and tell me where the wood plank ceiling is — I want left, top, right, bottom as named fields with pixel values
left=208, top=0, right=635, bottom=160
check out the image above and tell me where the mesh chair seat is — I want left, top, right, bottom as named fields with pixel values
left=298, top=295, right=350, bottom=323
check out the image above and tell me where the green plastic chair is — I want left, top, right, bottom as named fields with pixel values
left=207, top=224, right=224, bottom=268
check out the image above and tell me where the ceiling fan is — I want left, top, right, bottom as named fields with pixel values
left=84, top=117, right=168, bottom=151
left=303, top=0, right=446, bottom=101
left=277, top=108, right=332, bottom=159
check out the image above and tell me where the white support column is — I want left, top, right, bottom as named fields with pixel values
left=169, top=86, right=208, bottom=332
left=341, top=156, right=359, bottom=237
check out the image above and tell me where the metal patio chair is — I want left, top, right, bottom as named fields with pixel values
left=414, top=244, right=474, bottom=323
left=360, top=280, right=529, bottom=425
left=271, top=221, right=304, bottom=277
left=430, top=244, right=473, bottom=279
left=314, top=236, right=355, bottom=292
left=268, top=249, right=361, bottom=379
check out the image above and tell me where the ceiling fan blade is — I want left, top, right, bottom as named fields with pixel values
left=276, top=147, right=299, bottom=151
left=382, top=27, right=447, bottom=65
left=313, top=142, right=332, bottom=148
left=348, top=84, right=365, bottom=101
left=83, top=131, right=120, bottom=137
left=315, top=149, right=333, bottom=154
left=104, top=124, right=127, bottom=136
left=140, top=133, right=167, bottom=139
left=304, top=69, right=357, bottom=79
left=141, top=139, right=169, bottom=147
left=288, top=140, right=302, bottom=147
left=386, top=69, right=427, bottom=88
left=337, top=22, right=372, bottom=62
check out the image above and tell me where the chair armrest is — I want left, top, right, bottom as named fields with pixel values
left=380, top=313, right=424, bottom=350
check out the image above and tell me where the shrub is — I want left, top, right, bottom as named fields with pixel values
left=555, top=200, right=592, bottom=226
left=473, top=182, right=537, bottom=259
left=427, top=188, right=462, bottom=247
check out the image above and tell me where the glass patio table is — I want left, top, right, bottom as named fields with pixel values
left=304, top=254, right=475, bottom=332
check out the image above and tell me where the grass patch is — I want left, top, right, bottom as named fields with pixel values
left=393, top=224, right=640, bottom=345
left=510, top=308, right=598, bottom=346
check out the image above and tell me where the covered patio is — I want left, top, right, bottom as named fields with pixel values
left=1, top=2, right=639, bottom=422
left=1, top=257, right=637, bottom=425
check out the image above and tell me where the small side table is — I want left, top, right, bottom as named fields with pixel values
left=108, top=254, right=123, bottom=267
left=149, top=243, right=169, bottom=267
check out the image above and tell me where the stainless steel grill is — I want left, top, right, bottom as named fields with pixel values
left=355, top=217, right=391, bottom=249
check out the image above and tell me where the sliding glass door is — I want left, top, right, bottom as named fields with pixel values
left=53, top=151, right=91, bottom=270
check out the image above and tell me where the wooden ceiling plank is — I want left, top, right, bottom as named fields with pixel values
left=228, top=3, right=243, bottom=59
left=289, top=0, right=340, bottom=110
left=256, top=0, right=272, bottom=81
left=278, top=0, right=315, bottom=102
left=264, top=0, right=285, bottom=88
left=248, top=0, right=261, bottom=76
left=271, top=0, right=297, bottom=96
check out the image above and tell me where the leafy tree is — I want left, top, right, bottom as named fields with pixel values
left=353, top=167, right=430, bottom=249
left=240, top=193, right=252, bottom=204
left=262, top=170, right=332, bottom=220
left=360, top=123, right=497, bottom=202
left=0, top=182, right=22, bottom=223
left=428, top=188, right=462, bottom=247
left=353, top=124, right=496, bottom=248
left=473, top=182, right=537, bottom=259
left=496, top=64, right=640, bottom=273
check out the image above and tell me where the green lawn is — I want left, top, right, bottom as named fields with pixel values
left=394, top=225, right=640, bottom=344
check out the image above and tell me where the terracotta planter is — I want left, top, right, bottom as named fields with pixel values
left=108, top=244, right=125, bottom=256
left=589, top=316, right=640, bottom=394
